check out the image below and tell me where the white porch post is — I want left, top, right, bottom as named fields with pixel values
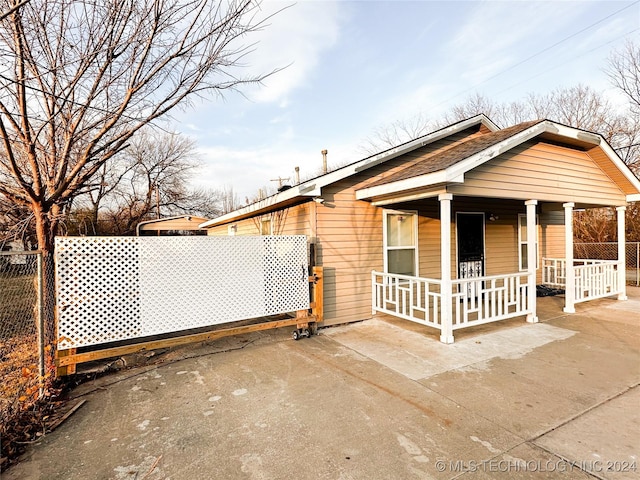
left=617, top=206, right=628, bottom=301
left=439, top=193, right=454, bottom=344
left=525, top=200, right=538, bottom=323
left=563, top=202, right=575, bottom=314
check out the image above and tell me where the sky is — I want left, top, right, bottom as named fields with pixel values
left=170, top=0, right=640, bottom=204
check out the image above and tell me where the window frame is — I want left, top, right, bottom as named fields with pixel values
left=382, top=209, right=419, bottom=277
left=518, top=213, right=539, bottom=271
left=260, top=215, right=272, bottom=236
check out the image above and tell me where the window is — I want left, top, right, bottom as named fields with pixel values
left=261, top=216, right=272, bottom=236
left=518, top=214, right=539, bottom=270
left=383, top=210, right=418, bottom=276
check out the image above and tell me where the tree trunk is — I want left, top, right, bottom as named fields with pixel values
left=33, top=203, right=59, bottom=373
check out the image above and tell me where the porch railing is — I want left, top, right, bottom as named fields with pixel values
left=371, top=271, right=531, bottom=333
left=574, top=260, right=620, bottom=303
left=542, top=258, right=622, bottom=304
left=451, top=273, right=530, bottom=330
left=371, top=271, right=442, bottom=330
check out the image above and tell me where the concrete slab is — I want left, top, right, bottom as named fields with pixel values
left=455, top=442, right=594, bottom=479
left=6, top=335, right=526, bottom=480
left=4, top=290, right=639, bottom=479
left=534, top=386, right=640, bottom=480
left=324, top=320, right=575, bottom=380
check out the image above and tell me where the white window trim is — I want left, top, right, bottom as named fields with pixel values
left=518, top=213, right=539, bottom=271
left=260, top=215, right=273, bottom=236
left=382, top=209, right=419, bottom=276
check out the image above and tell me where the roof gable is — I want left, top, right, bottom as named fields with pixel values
left=363, top=120, right=543, bottom=190
left=356, top=120, right=640, bottom=203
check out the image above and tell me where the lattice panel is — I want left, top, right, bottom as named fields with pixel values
left=56, top=237, right=141, bottom=349
left=56, top=236, right=309, bottom=349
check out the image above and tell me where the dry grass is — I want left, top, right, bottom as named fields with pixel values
left=0, top=274, right=37, bottom=340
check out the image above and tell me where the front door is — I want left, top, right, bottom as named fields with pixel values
left=457, top=213, right=485, bottom=291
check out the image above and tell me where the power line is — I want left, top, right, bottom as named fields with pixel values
left=493, top=27, right=640, bottom=99
left=431, top=0, right=640, bottom=109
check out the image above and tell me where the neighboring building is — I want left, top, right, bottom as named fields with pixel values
left=136, top=215, right=210, bottom=236
left=199, top=115, right=640, bottom=342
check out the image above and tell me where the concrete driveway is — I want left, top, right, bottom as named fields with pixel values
left=5, top=289, right=640, bottom=479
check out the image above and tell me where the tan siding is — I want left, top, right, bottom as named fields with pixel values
left=449, top=141, right=627, bottom=205
left=587, top=146, right=638, bottom=195
left=207, top=202, right=313, bottom=237
left=316, top=179, right=383, bottom=326
left=541, top=211, right=566, bottom=259
left=273, top=202, right=313, bottom=236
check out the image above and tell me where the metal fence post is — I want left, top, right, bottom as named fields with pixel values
left=36, top=251, right=45, bottom=397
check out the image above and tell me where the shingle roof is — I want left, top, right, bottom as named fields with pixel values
left=364, top=120, right=544, bottom=189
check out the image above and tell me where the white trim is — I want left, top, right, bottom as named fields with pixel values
left=518, top=213, right=540, bottom=271
left=617, top=206, right=628, bottom=301
left=200, top=115, right=498, bottom=228
left=260, top=215, right=273, bottom=236
left=382, top=209, right=419, bottom=277
left=525, top=200, right=539, bottom=323
left=439, top=194, right=454, bottom=343
left=356, top=171, right=464, bottom=200
left=628, top=194, right=640, bottom=202
left=370, top=188, right=448, bottom=206
left=563, top=203, right=575, bottom=314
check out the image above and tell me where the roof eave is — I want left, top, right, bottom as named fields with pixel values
left=355, top=120, right=635, bottom=202
left=200, top=114, right=498, bottom=228
left=356, top=171, right=464, bottom=200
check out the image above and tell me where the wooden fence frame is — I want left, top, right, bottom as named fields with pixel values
left=56, top=266, right=323, bottom=376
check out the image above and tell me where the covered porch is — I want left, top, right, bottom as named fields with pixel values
left=366, top=197, right=628, bottom=344
left=355, top=120, right=639, bottom=343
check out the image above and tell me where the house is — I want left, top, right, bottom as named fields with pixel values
left=136, top=215, right=210, bottom=236
left=200, top=115, right=640, bottom=342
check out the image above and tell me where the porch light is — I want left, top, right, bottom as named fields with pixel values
left=488, top=213, right=499, bottom=222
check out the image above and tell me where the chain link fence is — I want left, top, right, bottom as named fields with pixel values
left=574, top=242, right=640, bottom=286
left=0, top=250, right=56, bottom=443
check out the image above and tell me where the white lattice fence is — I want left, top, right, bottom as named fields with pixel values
left=56, top=236, right=309, bottom=349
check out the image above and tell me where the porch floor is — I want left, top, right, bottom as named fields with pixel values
left=324, top=290, right=639, bottom=380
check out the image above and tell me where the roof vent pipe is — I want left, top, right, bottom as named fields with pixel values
left=295, top=166, right=300, bottom=184
left=321, top=149, right=328, bottom=174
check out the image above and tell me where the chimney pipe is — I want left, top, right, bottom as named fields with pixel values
left=321, top=149, right=328, bottom=174
left=294, top=166, right=300, bottom=184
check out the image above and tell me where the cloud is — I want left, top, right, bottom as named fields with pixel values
left=243, top=0, right=343, bottom=104
left=192, top=138, right=364, bottom=201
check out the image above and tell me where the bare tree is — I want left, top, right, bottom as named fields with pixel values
left=0, top=0, right=277, bottom=358
left=69, top=129, right=221, bottom=235
left=0, top=0, right=275, bottom=253
left=607, top=40, right=640, bottom=174
left=608, top=40, right=640, bottom=115
left=219, top=184, right=240, bottom=214
left=360, top=112, right=436, bottom=154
